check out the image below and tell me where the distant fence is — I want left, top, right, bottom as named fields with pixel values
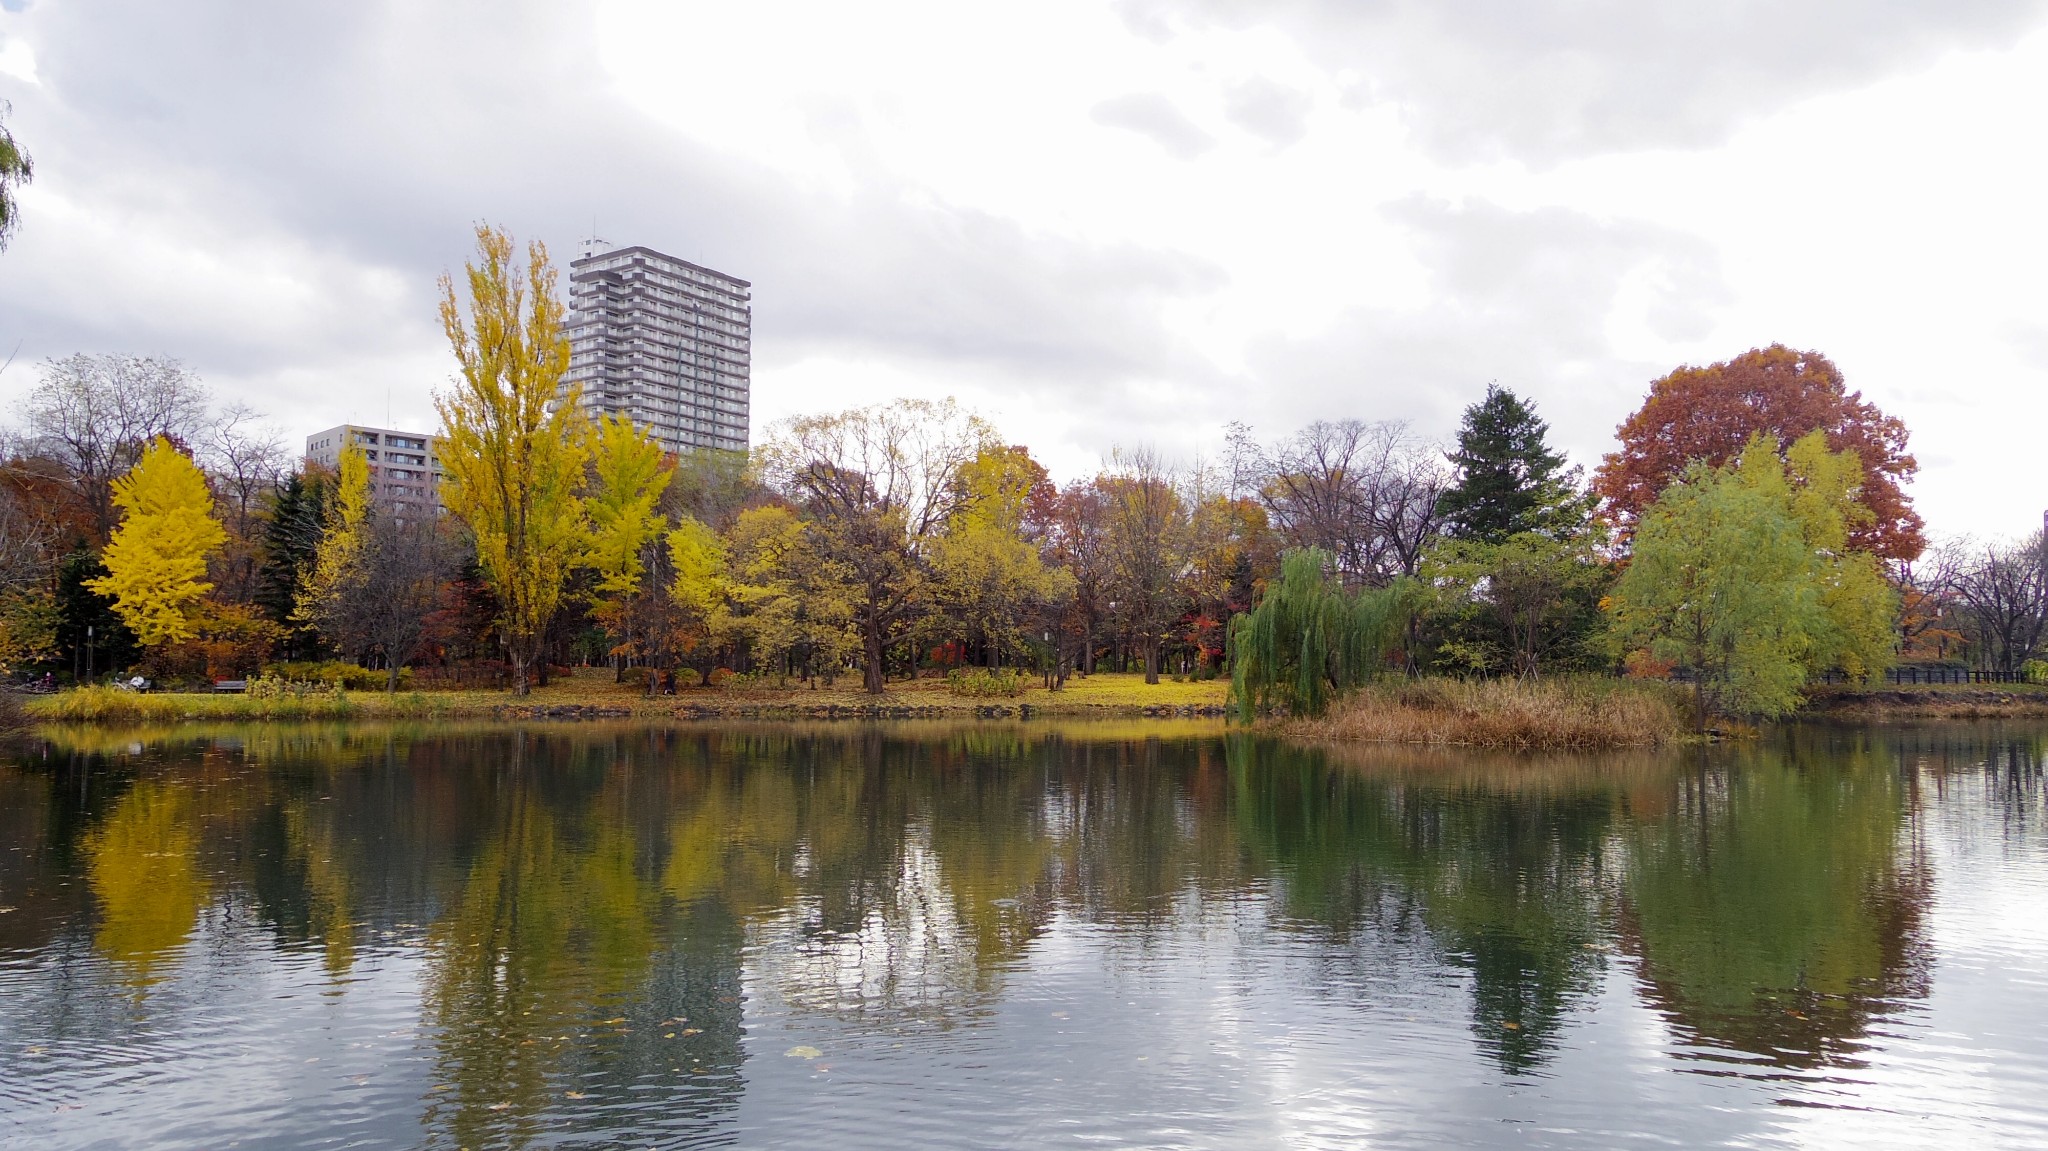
left=1812, top=667, right=2034, bottom=686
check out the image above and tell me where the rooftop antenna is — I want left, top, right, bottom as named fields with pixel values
left=581, top=219, right=608, bottom=261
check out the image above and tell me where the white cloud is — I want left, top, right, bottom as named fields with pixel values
left=0, top=0, right=2045, bottom=536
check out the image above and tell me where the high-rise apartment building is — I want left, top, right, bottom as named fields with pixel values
left=303, top=424, right=443, bottom=517
left=564, top=241, right=751, bottom=454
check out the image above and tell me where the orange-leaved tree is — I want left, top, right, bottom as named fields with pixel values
left=1592, top=345, right=1923, bottom=561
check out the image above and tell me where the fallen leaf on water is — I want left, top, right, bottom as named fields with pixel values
left=487, top=1102, right=511, bottom=1111
left=0, top=906, right=17, bottom=914
left=565, top=1091, right=587, bottom=1100
left=599, top=1018, right=627, bottom=1025
left=682, top=1028, right=702, bottom=1036
left=785, top=1045, right=822, bottom=1059
left=665, top=1033, right=677, bottom=1039
left=1501, top=1022, right=1521, bottom=1031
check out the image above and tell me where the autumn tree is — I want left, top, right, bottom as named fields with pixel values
left=199, top=403, right=289, bottom=605
left=435, top=224, right=588, bottom=695
left=1180, top=489, right=1277, bottom=674
left=583, top=414, right=674, bottom=676
left=763, top=398, right=991, bottom=693
left=295, top=444, right=373, bottom=657
left=1594, top=345, right=1923, bottom=561
left=1435, top=384, right=1591, bottom=543
left=1605, top=432, right=1896, bottom=722
left=0, top=479, right=59, bottom=673
left=85, top=438, right=228, bottom=649
left=1250, top=419, right=1448, bottom=587
left=931, top=445, right=1072, bottom=668
left=714, top=505, right=859, bottom=682
left=25, top=355, right=211, bottom=542
left=1046, top=479, right=1113, bottom=673
left=1101, top=447, right=1188, bottom=684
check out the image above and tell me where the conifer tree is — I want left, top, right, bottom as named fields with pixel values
left=86, top=438, right=228, bottom=647
left=1435, top=385, right=1589, bottom=543
left=255, top=469, right=330, bottom=659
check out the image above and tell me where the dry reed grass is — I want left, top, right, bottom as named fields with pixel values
left=1281, top=676, right=1688, bottom=751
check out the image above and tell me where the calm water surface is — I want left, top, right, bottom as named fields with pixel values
left=2, top=720, right=2047, bottom=1149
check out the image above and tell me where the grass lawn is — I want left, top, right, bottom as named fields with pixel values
left=24, top=668, right=1229, bottom=725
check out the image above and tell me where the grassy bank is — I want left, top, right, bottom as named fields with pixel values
left=1800, top=682, right=2048, bottom=720
left=1279, top=676, right=1690, bottom=751
left=22, top=669, right=1231, bottom=726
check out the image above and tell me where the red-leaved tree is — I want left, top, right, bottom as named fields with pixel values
left=1594, top=344, right=1924, bottom=561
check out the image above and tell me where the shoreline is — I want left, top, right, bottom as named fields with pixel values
left=1797, top=684, right=2048, bottom=721
left=15, top=671, right=1234, bottom=727
left=18, top=677, right=2046, bottom=734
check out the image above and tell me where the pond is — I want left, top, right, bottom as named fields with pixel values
left=2, top=720, right=2046, bottom=1149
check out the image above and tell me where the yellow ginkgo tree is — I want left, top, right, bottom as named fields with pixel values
left=86, top=437, right=228, bottom=648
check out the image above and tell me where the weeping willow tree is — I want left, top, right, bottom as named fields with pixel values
left=1228, top=548, right=1411, bottom=722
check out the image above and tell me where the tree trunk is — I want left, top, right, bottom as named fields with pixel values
left=863, top=618, right=886, bottom=694
left=386, top=664, right=399, bottom=694
left=1143, top=636, right=1161, bottom=684
left=511, top=650, right=531, bottom=696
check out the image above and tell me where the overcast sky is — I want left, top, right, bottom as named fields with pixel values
left=3, top=0, right=2046, bottom=539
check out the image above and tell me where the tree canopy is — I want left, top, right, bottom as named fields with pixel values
left=1593, top=345, right=1923, bottom=561
left=1228, top=548, right=1409, bottom=721
left=1605, top=431, right=1896, bottom=721
left=85, top=439, right=227, bottom=648
left=435, top=223, right=588, bottom=695
left=1435, top=384, right=1589, bottom=543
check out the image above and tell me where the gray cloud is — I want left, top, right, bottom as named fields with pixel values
left=0, top=0, right=1225, bottom=431
left=1119, top=0, right=2048, bottom=163
left=1090, top=92, right=1217, bottom=159
left=1223, top=77, right=1312, bottom=147
left=1240, top=197, right=1731, bottom=463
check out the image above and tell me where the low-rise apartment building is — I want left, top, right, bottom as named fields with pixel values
left=303, top=424, right=443, bottom=516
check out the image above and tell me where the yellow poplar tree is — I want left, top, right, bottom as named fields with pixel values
left=294, top=443, right=371, bottom=646
left=86, top=437, right=228, bottom=647
left=436, top=224, right=589, bottom=694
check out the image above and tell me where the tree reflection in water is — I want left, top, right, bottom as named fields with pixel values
left=2, top=720, right=2042, bottom=1146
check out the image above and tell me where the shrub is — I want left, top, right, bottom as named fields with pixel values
left=263, top=661, right=408, bottom=691
left=2026, top=660, right=2048, bottom=686
left=947, top=668, right=1025, bottom=698
left=706, top=667, right=734, bottom=688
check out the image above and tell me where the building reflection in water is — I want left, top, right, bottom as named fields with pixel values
left=1, top=720, right=2035, bottom=1145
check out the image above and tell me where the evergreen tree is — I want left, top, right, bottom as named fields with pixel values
left=1435, top=385, right=1590, bottom=543
left=256, top=469, right=328, bottom=659
left=54, top=550, right=139, bottom=678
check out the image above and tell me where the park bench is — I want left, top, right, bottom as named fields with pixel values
left=213, top=679, right=248, bottom=693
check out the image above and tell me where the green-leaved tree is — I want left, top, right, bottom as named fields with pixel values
left=1605, top=431, right=1895, bottom=723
